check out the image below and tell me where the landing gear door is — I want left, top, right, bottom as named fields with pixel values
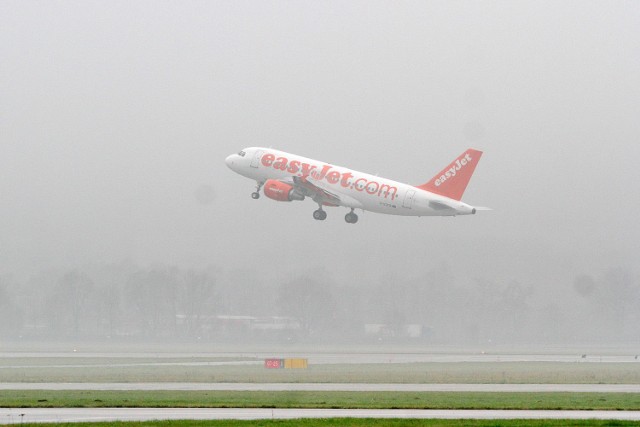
left=403, top=189, right=415, bottom=209
left=250, top=150, right=264, bottom=168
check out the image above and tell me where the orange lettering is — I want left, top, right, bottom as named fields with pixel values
left=262, top=153, right=275, bottom=167
left=273, top=156, right=288, bottom=171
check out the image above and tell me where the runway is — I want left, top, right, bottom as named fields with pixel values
left=1, top=351, right=638, bottom=364
left=2, top=382, right=640, bottom=392
left=2, top=408, right=640, bottom=423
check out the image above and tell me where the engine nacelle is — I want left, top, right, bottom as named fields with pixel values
left=263, top=179, right=305, bottom=202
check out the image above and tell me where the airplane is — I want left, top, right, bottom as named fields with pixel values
left=225, top=147, right=487, bottom=223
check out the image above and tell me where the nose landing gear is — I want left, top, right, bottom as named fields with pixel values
left=251, top=182, right=263, bottom=199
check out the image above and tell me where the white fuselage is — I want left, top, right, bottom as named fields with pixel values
left=225, top=147, right=476, bottom=217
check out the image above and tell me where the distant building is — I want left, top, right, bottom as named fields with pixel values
left=175, top=314, right=301, bottom=338
left=364, top=323, right=432, bottom=340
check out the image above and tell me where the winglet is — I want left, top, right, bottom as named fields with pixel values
left=416, top=149, right=483, bottom=201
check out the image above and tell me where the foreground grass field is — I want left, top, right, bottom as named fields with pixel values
left=4, top=419, right=640, bottom=427
left=2, top=390, right=640, bottom=410
left=3, top=355, right=639, bottom=425
left=2, top=361, right=640, bottom=384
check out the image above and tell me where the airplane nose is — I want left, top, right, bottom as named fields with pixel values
left=225, top=155, right=235, bottom=169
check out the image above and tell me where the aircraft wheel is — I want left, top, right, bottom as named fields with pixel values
left=251, top=192, right=260, bottom=199
left=313, top=209, right=326, bottom=221
left=345, top=212, right=358, bottom=224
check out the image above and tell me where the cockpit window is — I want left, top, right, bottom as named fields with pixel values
left=238, top=150, right=246, bottom=157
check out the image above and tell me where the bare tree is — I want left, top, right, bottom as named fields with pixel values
left=0, top=277, right=24, bottom=338
left=46, top=271, right=94, bottom=337
left=278, top=276, right=336, bottom=337
left=178, top=270, right=215, bottom=337
left=124, top=267, right=179, bottom=337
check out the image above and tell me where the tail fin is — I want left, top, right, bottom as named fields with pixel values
left=416, top=148, right=483, bottom=201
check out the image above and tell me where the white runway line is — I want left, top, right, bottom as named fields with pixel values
left=3, top=408, right=640, bottom=423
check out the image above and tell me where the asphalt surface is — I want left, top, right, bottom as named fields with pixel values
left=2, top=382, right=640, bottom=392
left=1, top=351, right=639, bottom=364
left=2, top=408, right=640, bottom=423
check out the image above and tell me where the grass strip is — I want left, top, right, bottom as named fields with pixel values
left=0, top=357, right=254, bottom=368
left=1, top=390, right=640, bottom=410
left=2, top=362, right=640, bottom=384
left=4, top=419, right=640, bottom=427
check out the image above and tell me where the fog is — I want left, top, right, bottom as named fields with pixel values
left=1, top=1, right=639, bottom=346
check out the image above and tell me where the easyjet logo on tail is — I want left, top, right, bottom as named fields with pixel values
left=434, top=153, right=473, bottom=187
left=261, top=153, right=398, bottom=200
left=416, top=149, right=482, bottom=201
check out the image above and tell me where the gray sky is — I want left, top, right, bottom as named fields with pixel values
left=2, top=1, right=639, bottom=291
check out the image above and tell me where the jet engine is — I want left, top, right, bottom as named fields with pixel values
left=263, top=179, right=305, bottom=202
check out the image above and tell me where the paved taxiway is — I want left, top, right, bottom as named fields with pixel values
left=2, top=408, right=640, bottom=423
left=1, top=382, right=640, bottom=392
left=2, top=351, right=639, bottom=364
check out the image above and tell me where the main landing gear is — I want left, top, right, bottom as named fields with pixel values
left=313, top=207, right=358, bottom=223
left=313, top=208, right=327, bottom=221
left=345, top=209, right=358, bottom=224
left=251, top=182, right=263, bottom=199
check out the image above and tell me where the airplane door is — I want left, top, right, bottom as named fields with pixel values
left=403, top=189, right=415, bottom=209
left=250, top=150, right=264, bottom=168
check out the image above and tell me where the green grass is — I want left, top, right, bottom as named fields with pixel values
left=2, top=362, right=640, bottom=384
left=4, top=419, right=640, bottom=427
left=1, top=390, right=640, bottom=410
left=0, top=357, right=254, bottom=367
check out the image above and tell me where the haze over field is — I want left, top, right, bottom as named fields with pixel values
left=1, top=1, right=639, bottom=345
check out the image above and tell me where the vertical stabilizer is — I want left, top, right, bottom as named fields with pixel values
left=416, top=149, right=483, bottom=201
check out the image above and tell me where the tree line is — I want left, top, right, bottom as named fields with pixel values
left=0, top=262, right=638, bottom=345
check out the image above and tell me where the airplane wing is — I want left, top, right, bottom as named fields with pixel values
left=292, top=176, right=342, bottom=206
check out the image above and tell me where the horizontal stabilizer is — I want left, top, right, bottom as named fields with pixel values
left=429, top=200, right=454, bottom=211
